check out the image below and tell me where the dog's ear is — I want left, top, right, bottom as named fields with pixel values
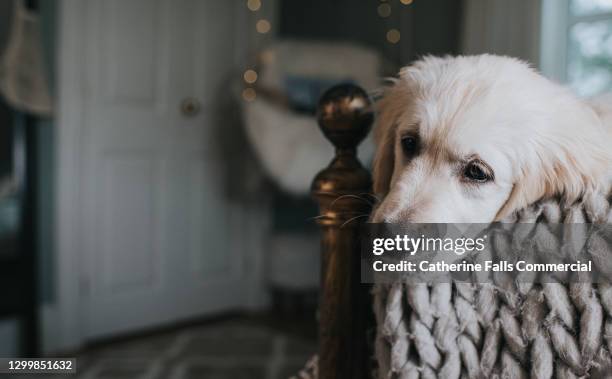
left=372, top=122, right=395, bottom=196
left=372, top=81, right=407, bottom=197
left=495, top=89, right=612, bottom=221
left=496, top=133, right=611, bottom=221
left=495, top=167, right=552, bottom=220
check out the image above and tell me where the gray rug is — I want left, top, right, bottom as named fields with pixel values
left=2, top=320, right=315, bottom=379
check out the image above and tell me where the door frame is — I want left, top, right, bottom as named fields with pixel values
left=53, top=0, right=272, bottom=352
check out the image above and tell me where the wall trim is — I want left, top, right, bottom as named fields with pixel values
left=54, top=0, right=87, bottom=351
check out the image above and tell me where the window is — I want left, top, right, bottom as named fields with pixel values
left=541, top=0, right=612, bottom=97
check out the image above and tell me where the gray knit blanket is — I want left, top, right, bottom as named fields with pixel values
left=293, top=188, right=612, bottom=379
left=373, top=189, right=612, bottom=379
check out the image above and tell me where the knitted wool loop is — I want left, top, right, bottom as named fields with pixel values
left=374, top=190, right=612, bottom=379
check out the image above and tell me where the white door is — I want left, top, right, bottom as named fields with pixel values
left=76, top=0, right=258, bottom=339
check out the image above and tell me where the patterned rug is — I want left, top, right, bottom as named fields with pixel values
left=2, top=319, right=316, bottom=379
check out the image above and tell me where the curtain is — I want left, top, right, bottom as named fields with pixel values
left=0, top=0, right=52, bottom=116
left=461, top=0, right=543, bottom=68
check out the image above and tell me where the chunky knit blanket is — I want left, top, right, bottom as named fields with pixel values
left=373, top=188, right=612, bottom=379
left=293, top=186, right=612, bottom=379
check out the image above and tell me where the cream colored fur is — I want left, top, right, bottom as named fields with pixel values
left=372, top=55, right=612, bottom=223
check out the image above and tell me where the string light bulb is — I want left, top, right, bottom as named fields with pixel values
left=377, top=3, right=391, bottom=18
left=242, top=88, right=257, bottom=102
left=400, top=0, right=413, bottom=4
left=247, top=0, right=261, bottom=11
left=243, top=69, right=258, bottom=84
left=256, top=19, right=271, bottom=34
left=386, top=29, right=401, bottom=44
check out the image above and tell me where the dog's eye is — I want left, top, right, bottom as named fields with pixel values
left=400, top=135, right=419, bottom=158
left=463, top=161, right=493, bottom=183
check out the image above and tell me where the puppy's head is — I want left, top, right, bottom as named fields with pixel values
left=372, top=55, right=611, bottom=223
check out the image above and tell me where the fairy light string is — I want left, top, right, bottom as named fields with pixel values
left=242, top=0, right=270, bottom=102
left=242, top=0, right=416, bottom=101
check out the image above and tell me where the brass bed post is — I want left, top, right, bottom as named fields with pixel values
left=311, top=84, right=374, bottom=379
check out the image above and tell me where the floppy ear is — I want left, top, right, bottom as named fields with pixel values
left=372, top=84, right=405, bottom=196
left=495, top=167, right=553, bottom=221
left=372, top=123, right=395, bottom=196
left=495, top=124, right=611, bottom=221
left=372, top=80, right=414, bottom=197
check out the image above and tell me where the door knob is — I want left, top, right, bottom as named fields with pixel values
left=180, top=97, right=200, bottom=117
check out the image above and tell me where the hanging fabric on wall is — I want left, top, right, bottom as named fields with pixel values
left=0, top=0, right=52, bottom=116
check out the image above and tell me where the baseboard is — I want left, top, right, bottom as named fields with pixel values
left=41, top=302, right=67, bottom=355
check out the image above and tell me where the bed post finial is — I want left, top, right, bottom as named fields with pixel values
left=312, top=84, right=374, bottom=379
left=316, top=84, right=373, bottom=154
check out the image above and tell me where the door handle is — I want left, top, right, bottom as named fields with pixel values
left=180, top=97, right=201, bottom=117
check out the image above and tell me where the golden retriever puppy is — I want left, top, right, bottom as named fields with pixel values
left=371, top=55, right=612, bottom=223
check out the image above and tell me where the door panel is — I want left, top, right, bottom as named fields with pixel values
left=102, top=0, right=161, bottom=105
left=193, top=2, right=238, bottom=106
left=187, top=155, right=232, bottom=278
left=99, top=152, right=160, bottom=294
left=80, top=0, right=248, bottom=339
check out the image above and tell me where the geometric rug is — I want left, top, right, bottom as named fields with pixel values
left=1, top=319, right=316, bottom=379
